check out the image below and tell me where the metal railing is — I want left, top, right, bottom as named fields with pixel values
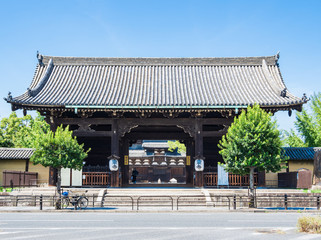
left=0, top=194, right=320, bottom=211
left=177, top=195, right=207, bottom=210
left=137, top=196, right=174, bottom=210
left=102, top=195, right=134, bottom=210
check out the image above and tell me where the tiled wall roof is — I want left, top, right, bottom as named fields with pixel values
left=0, top=148, right=34, bottom=160
left=283, top=147, right=321, bottom=160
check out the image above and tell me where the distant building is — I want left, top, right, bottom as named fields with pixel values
left=0, top=148, right=50, bottom=187
left=266, top=147, right=321, bottom=188
left=129, top=140, right=186, bottom=184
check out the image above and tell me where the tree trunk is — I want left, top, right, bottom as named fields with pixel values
left=55, top=167, right=62, bottom=209
left=248, top=167, right=255, bottom=208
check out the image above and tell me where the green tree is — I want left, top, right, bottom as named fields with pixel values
left=0, top=128, right=12, bottom=147
left=168, top=140, right=186, bottom=154
left=0, top=112, right=50, bottom=148
left=282, top=130, right=307, bottom=147
left=285, top=93, right=321, bottom=147
left=218, top=104, right=286, bottom=205
left=31, top=125, right=90, bottom=201
left=1, top=112, right=89, bottom=208
left=0, top=112, right=29, bottom=147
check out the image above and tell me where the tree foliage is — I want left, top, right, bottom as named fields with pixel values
left=31, top=125, right=89, bottom=170
left=0, top=112, right=89, bottom=171
left=168, top=140, right=186, bottom=154
left=0, top=112, right=50, bottom=148
left=290, top=93, right=321, bottom=147
left=218, top=104, right=286, bottom=176
left=282, top=130, right=307, bottom=148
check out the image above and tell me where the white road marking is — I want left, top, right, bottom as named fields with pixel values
left=0, top=232, right=16, bottom=235
left=3, top=229, right=99, bottom=240
left=228, top=219, right=296, bottom=222
left=0, top=227, right=296, bottom=230
left=1, top=219, right=114, bottom=222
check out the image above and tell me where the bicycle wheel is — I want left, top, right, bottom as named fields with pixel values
left=77, top=197, right=88, bottom=209
left=61, top=198, right=70, bottom=209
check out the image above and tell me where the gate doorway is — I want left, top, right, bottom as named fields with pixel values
left=120, top=125, right=194, bottom=187
left=128, top=140, right=187, bottom=185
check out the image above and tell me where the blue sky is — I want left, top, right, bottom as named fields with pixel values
left=0, top=0, right=320, bottom=132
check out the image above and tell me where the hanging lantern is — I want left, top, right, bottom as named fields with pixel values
left=194, top=159, right=204, bottom=171
left=108, top=155, right=120, bottom=171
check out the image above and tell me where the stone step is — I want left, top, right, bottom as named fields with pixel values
left=7, top=187, right=306, bottom=197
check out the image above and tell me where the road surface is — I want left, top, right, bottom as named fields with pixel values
left=0, top=212, right=319, bottom=239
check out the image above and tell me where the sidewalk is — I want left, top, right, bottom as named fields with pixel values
left=0, top=205, right=319, bottom=213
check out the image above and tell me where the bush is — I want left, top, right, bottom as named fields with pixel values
left=298, top=216, right=321, bottom=234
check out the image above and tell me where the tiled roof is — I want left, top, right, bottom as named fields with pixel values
left=0, top=148, right=34, bottom=160
left=283, top=147, right=321, bottom=160
left=142, top=141, right=169, bottom=149
left=8, top=55, right=305, bottom=109
left=129, top=150, right=185, bottom=158
left=129, top=150, right=146, bottom=157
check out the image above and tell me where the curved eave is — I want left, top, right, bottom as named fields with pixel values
left=8, top=100, right=306, bottom=112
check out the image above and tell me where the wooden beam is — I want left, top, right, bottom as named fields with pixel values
left=55, top=118, right=113, bottom=125
left=202, top=131, right=227, bottom=137
left=118, top=118, right=232, bottom=126
left=126, top=132, right=191, bottom=140
left=53, top=117, right=233, bottom=128
left=202, top=118, right=233, bottom=124
left=73, top=131, right=112, bottom=137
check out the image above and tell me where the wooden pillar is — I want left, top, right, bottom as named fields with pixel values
left=47, top=118, right=58, bottom=186
left=111, top=119, right=119, bottom=156
left=194, top=172, right=204, bottom=187
left=194, top=119, right=204, bottom=187
left=120, top=138, right=129, bottom=186
left=195, top=119, right=203, bottom=156
left=186, top=139, right=194, bottom=185
left=110, top=119, right=120, bottom=187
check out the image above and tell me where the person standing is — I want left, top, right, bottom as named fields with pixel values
left=131, top=168, right=139, bottom=184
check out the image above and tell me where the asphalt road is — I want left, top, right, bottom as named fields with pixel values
left=0, top=212, right=320, bottom=240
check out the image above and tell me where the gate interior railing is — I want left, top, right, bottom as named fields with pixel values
left=204, top=172, right=258, bottom=187
left=82, top=172, right=111, bottom=186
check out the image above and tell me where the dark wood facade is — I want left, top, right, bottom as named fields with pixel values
left=46, top=113, right=233, bottom=187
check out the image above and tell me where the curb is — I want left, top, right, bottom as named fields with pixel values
left=0, top=208, right=320, bottom=213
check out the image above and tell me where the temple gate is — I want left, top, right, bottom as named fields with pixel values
left=5, top=54, right=307, bottom=187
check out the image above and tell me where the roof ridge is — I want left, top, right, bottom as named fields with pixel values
left=0, top=147, right=34, bottom=150
left=39, top=55, right=278, bottom=66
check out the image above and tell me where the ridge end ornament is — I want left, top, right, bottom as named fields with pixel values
left=37, top=51, right=44, bottom=66
left=4, top=92, right=12, bottom=102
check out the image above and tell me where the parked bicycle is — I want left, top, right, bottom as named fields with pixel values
left=61, top=190, right=88, bottom=209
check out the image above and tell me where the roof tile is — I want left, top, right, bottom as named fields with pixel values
left=11, top=55, right=304, bottom=108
